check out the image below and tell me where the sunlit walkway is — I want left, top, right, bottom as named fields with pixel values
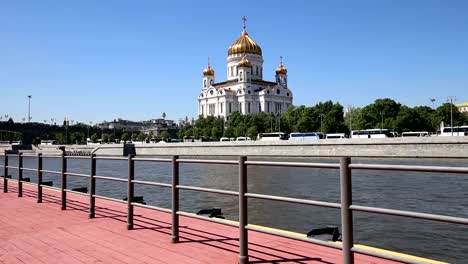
left=0, top=181, right=399, bottom=264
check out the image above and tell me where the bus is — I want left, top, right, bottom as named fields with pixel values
left=289, top=132, right=322, bottom=140
left=257, top=132, right=288, bottom=141
left=440, top=126, right=468, bottom=136
left=325, top=133, right=346, bottom=139
left=401, top=132, right=429, bottom=137
left=40, top=140, right=57, bottom=145
left=351, top=129, right=397, bottom=139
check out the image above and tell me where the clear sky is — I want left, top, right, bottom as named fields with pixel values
left=1, top=0, right=467, bottom=124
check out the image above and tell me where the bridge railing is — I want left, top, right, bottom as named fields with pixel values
left=1, top=151, right=468, bottom=264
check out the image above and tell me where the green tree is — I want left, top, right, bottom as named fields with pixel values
left=211, top=126, right=222, bottom=139
left=432, top=103, right=466, bottom=130
left=160, top=131, right=170, bottom=140
left=413, top=106, right=436, bottom=132
left=90, top=133, right=99, bottom=143
left=147, top=131, right=154, bottom=141
left=357, top=98, right=401, bottom=129
left=121, top=133, right=130, bottom=142
left=102, top=134, right=109, bottom=143
left=246, top=126, right=258, bottom=139
left=184, top=128, right=193, bottom=138
left=137, top=132, right=146, bottom=142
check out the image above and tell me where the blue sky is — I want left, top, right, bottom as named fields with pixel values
left=1, top=0, right=467, bottom=123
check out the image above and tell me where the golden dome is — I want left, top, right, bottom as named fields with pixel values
left=276, top=56, right=287, bottom=74
left=276, top=64, right=287, bottom=75
left=238, top=56, right=252, bottom=67
left=203, top=65, right=215, bottom=76
left=228, top=30, right=262, bottom=56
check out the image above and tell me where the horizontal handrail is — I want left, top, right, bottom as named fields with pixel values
left=350, top=205, right=468, bottom=225
left=133, top=157, right=171, bottom=162
left=177, top=185, right=239, bottom=196
left=20, top=154, right=37, bottom=157
left=6, top=166, right=19, bottom=169
left=41, top=169, right=61, bottom=175
left=245, top=193, right=341, bottom=209
left=64, top=189, right=88, bottom=196
left=246, top=224, right=343, bottom=250
left=93, top=175, right=127, bottom=182
left=92, top=194, right=126, bottom=204
left=21, top=167, right=37, bottom=172
left=94, top=156, right=128, bottom=161
left=64, top=172, right=90, bottom=178
left=245, top=160, right=340, bottom=169
left=131, top=180, right=171, bottom=188
left=350, top=163, right=468, bottom=174
left=177, top=158, right=238, bottom=165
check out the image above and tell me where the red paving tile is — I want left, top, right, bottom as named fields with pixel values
left=0, top=181, right=403, bottom=264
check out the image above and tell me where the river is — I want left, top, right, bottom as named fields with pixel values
left=2, top=156, right=467, bottom=263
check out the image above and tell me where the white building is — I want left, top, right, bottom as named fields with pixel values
left=198, top=19, right=293, bottom=119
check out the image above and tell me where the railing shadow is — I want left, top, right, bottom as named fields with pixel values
left=1, top=181, right=335, bottom=264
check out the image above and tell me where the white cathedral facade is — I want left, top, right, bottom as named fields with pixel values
left=198, top=19, right=293, bottom=119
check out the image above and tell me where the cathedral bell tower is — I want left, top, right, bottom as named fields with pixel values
left=237, top=56, right=252, bottom=83
left=202, top=58, right=215, bottom=90
left=275, top=56, right=288, bottom=88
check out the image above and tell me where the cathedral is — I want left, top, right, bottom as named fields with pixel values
left=198, top=18, right=293, bottom=119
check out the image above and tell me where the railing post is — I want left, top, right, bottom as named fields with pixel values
left=18, top=152, right=23, bottom=197
left=3, top=151, right=8, bottom=193
left=171, top=155, right=179, bottom=243
left=89, top=154, right=96, bottom=218
left=127, top=154, right=135, bottom=230
left=61, top=152, right=67, bottom=210
left=340, top=157, right=354, bottom=264
left=37, top=153, right=43, bottom=203
left=239, top=156, right=248, bottom=264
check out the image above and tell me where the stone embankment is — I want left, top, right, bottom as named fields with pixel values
left=2, top=137, right=465, bottom=158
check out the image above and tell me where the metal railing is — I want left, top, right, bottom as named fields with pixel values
left=1, top=151, right=468, bottom=264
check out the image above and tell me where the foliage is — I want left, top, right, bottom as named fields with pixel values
left=121, top=133, right=130, bottom=142
left=160, top=131, right=170, bottom=140
left=90, top=133, right=99, bottom=143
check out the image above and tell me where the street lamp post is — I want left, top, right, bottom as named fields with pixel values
left=447, top=96, right=457, bottom=136
left=380, top=111, right=384, bottom=129
left=277, top=113, right=281, bottom=132
left=320, top=113, right=325, bottom=133
left=27, top=95, right=32, bottom=122
left=347, top=105, right=353, bottom=135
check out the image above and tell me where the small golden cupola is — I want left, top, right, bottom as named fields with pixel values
left=238, top=56, right=252, bottom=67
left=276, top=56, right=287, bottom=75
left=203, top=63, right=215, bottom=76
left=228, top=17, right=262, bottom=56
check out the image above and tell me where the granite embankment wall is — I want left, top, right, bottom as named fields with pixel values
left=4, top=137, right=468, bottom=158
left=134, top=137, right=468, bottom=158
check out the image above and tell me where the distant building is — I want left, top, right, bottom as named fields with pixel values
left=98, top=118, right=178, bottom=136
left=198, top=17, right=293, bottom=119
left=456, top=102, right=468, bottom=116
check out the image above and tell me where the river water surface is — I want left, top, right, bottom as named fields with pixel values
left=2, top=156, right=467, bottom=263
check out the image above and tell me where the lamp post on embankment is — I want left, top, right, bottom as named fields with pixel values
left=447, top=96, right=456, bottom=136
